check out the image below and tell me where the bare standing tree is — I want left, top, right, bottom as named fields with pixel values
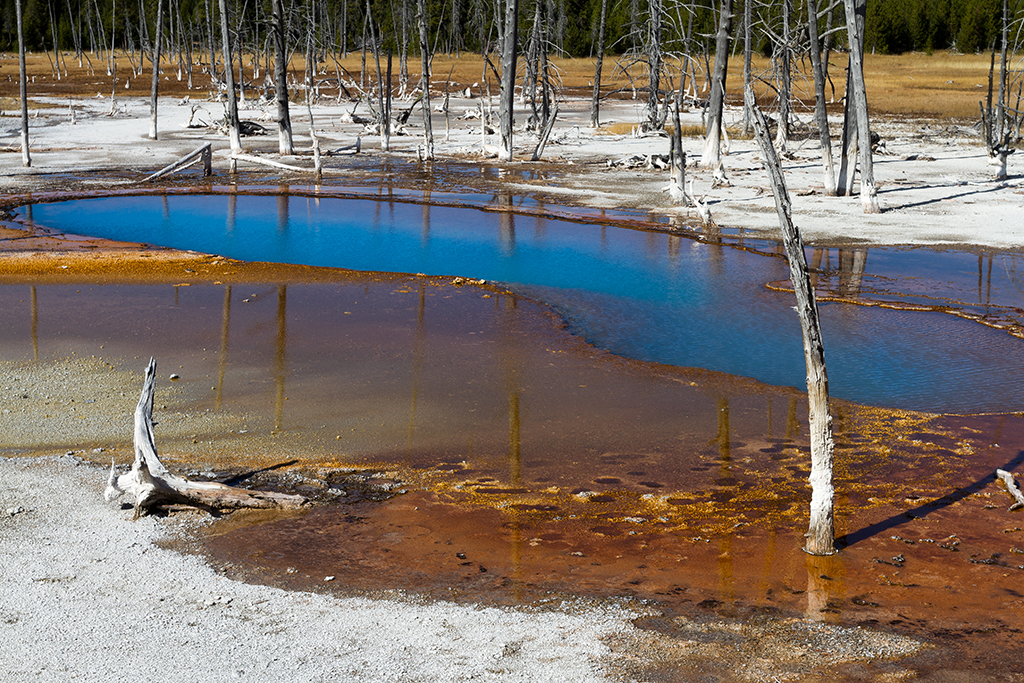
left=498, top=0, right=520, bottom=161
left=16, top=0, right=30, bottom=167
left=747, top=88, right=836, bottom=556
left=807, top=0, right=836, bottom=193
left=741, top=0, right=753, bottom=134
left=842, top=0, right=880, bottom=212
left=273, top=0, right=294, bottom=155
left=702, top=0, right=733, bottom=169
left=417, top=0, right=434, bottom=159
left=773, top=0, right=793, bottom=152
left=590, top=0, right=608, bottom=127
left=149, top=0, right=165, bottom=140
left=644, top=0, right=664, bottom=131
left=218, top=0, right=242, bottom=154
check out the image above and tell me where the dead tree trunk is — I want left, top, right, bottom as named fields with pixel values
left=149, top=0, right=164, bottom=140
left=807, top=0, right=836, bottom=194
left=669, top=84, right=686, bottom=203
left=498, top=0, right=520, bottom=161
left=842, top=0, right=879, bottom=212
left=836, top=66, right=857, bottom=196
left=273, top=0, right=294, bottom=155
left=740, top=0, right=752, bottom=135
left=105, top=359, right=306, bottom=514
left=590, top=0, right=608, bottom=127
left=417, top=0, right=434, bottom=159
left=16, top=0, right=31, bottom=167
left=747, top=88, right=836, bottom=556
left=701, top=0, right=732, bottom=169
left=644, top=0, right=664, bottom=131
left=774, top=0, right=792, bottom=152
left=218, top=0, right=242, bottom=154
left=996, top=0, right=1009, bottom=141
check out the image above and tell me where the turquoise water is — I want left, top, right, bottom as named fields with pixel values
left=19, top=194, right=1024, bottom=413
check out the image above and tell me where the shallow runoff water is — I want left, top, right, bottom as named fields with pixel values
left=18, top=193, right=1024, bottom=413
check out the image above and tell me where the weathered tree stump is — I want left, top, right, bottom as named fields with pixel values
left=105, top=359, right=306, bottom=515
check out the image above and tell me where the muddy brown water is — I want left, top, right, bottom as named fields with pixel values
left=3, top=232, right=1024, bottom=679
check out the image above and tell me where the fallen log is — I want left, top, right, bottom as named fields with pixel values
left=105, top=358, right=306, bottom=515
left=230, top=153, right=340, bottom=175
left=137, top=142, right=212, bottom=184
left=996, top=469, right=1024, bottom=511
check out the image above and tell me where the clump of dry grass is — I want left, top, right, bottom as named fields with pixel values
left=665, top=123, right=707, bottom=138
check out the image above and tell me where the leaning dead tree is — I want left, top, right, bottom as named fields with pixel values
left=747, top=88, right=837, bottom=556
left=105, top=359, right=306, bottom=514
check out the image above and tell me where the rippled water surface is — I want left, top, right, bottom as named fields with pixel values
left=19, top=194, right=1024, bottom=412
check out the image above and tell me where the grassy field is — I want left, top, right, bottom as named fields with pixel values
left=0, top=49, right=1016, bottom=121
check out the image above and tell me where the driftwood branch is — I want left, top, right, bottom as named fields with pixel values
left=996, top=469, right=1024, bottom=511
left=104, top=358, right=306, bottom=515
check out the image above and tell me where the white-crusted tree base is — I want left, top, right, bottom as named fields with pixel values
left=105, top=358, right=306, bottom=515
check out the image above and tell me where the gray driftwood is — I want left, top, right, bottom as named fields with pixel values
left=105, top=359, right=306, bottom=515
left=996, top=469, right=1024, bottom=511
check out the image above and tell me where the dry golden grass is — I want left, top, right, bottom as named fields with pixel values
left=860, top=52, right=1013, bottom=118
left=0, top=49, right=1016, bottom=121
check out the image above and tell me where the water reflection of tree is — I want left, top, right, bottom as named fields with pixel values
left=809, top=248, right=868, bottom=298
left=215, top=285, right=232, bottom=409
left=407, top=281, right=427, bottom=457
left=274, top=285, right=287, bottom=431
left=30, top=285, right=38, bottom=361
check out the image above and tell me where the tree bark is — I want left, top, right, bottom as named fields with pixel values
left=746, top=88, right=836, bottom=556
left=149, top=0, right=164, bottom=140
left=701, top=0, right=733, bottom=169
left=273, top=0, right=294, bottom=155
left=105, top=359, right=306, bottom=514
left=842, top=0, right=879, bottom=212
left=16, top=0, right=31, bottom=167
left=807, top=0, right=836, bottom=194
left=498, top=0, right=520, bottom=161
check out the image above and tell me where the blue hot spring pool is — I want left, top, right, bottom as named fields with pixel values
left=17, top=194, right=1024, bottom=413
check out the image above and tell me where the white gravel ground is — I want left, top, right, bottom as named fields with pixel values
left=0, top=455, right=645, bottom=683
